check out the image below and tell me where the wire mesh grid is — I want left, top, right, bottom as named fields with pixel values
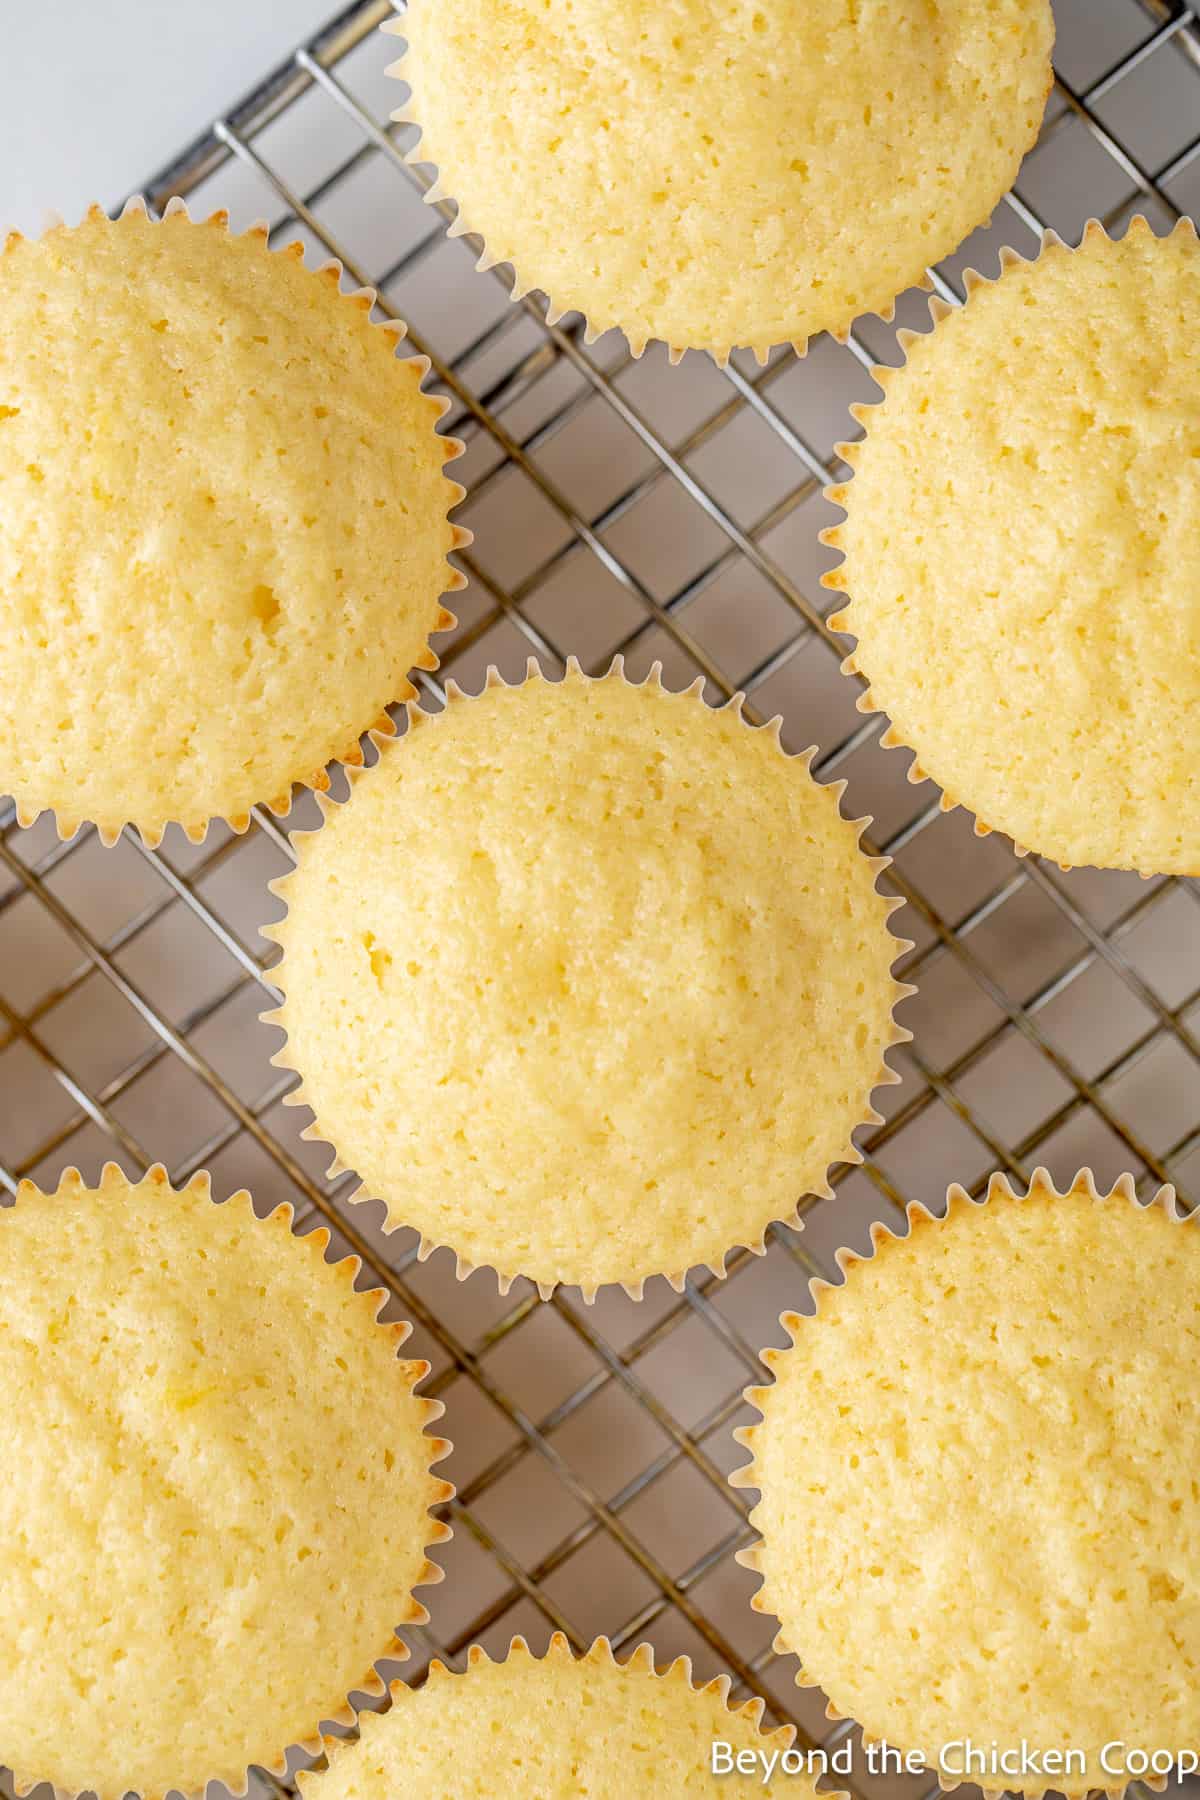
left=1, top=0, right=1198, bottom=1793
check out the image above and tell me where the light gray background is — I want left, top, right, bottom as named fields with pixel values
left=0, top=0, right=331, bottom=235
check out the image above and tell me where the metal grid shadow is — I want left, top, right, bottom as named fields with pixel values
left=1, top=1, right=1198, bottom=1795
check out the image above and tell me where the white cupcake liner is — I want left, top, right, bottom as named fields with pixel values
left=383, top=13, right=934, bottom=368
left=3, top=198, right=471, bottom=851
left=3, top=1161, right=454, bottom=1800
left=261, top=654, right=916, bottom=1302
left=820, top=213, right=1200, bottom=879
left=298, top=1630, right=817, bottom=1792
left=730, top=1164, right=1188, bottom=1800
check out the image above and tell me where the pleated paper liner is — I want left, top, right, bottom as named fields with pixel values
left=730, top=1166, right=1195, bottom=1800
left=297, top=1632, right=832, bottom=1797
left=0, top=198, right=470, bottom=851
left=383, top=0, right=1050, bottom=369
left=821, top=214, right=1200, bottom=879
left=384, top=8, right=905, bottom=367
left=1, top=1163, right=454, bottom=1800
left=261, top=656, right=916, bottom=1302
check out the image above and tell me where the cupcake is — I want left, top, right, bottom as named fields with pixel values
left=0, top=1163, right=453, bottom=1800
left=299, top=1633, right=822, bottom=1797
left=825, top=217, right=1200, bottom=876
left=734, top=1168, right=1200, bottom=1797
left=0, top=202, right=468, bottom=847
left=387, top=0, right=1054, bottom=362
left=266, top=661, right=911, bottom=1297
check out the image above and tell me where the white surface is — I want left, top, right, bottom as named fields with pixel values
left=0, top=0, right=337, bottom=235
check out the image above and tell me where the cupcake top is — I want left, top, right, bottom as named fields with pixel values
left=0, top=204, right=465, bottom=847
left=300, top=1635, right=817, bottom=1798
left=827, top=218, right=1200, bottom=875
left=268, top=664, right=909, bottom=1296
left=390, top=0, right=1053, bottom=359
left=735, top=1169, right=1200, bottom=1796
left=0, top=1164, right=451, bottom=1800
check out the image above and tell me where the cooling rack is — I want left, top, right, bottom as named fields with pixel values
left=1, top=1, right=1198, bottom=1795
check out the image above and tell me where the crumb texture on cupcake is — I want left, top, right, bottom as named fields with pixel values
left=269, top=665, right=908, bottom=1295
left=300, top=1635, right=813, bottom=1798
left=736, top=1169, right=1200, bottom=1795
left=393, top=0, right=1053, bottom=356
left=0, top=1163, right=451, bottom=1800
left=829, top=219, right=1200, bottom=875
left=0, top=205, right=463, bottom=845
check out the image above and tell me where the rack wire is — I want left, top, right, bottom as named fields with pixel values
left=1, top=1, right=1198, bottom=1794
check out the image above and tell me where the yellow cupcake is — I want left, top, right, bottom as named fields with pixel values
left=389, top=0, right=1053, bottom=360
left=0, top=202, right=467, bottom=847
left=299, top=1634, right=821, bottom=1798
left=734, top=1169, right=1200, bottom=1797
left=0, top=1163, right=452, bottom=1800
left=826, top=218, right=1200, bottom=876
left=266, top=662, right=910, bottom=1297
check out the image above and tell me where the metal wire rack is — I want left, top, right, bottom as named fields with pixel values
left=1, top=1, right=1198, bottom=1794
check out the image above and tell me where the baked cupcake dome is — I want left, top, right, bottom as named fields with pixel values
left=389, top=0, right=1054, bottom=361
left=734, top=1169, right=1200, bottom=1797
left=299, top=1634, right=820, bottom=1798
left=0, top=1164, right=452, bottom=1800
left=266, top=661, right=911, bottom=1297
left=0, top=202, right=467, bottom=847
left=826, top=217, right=1200, bottom=876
